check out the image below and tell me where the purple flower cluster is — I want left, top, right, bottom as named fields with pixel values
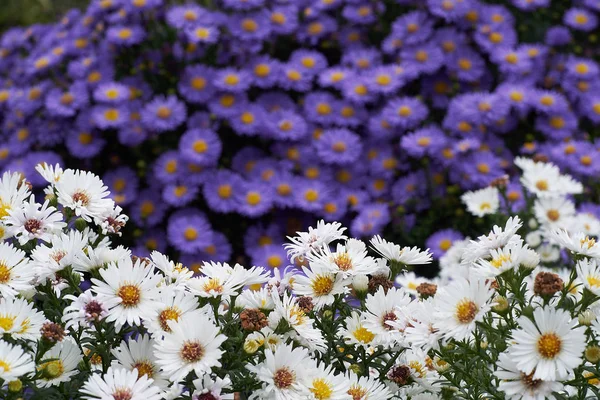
left=1, top=0, right=599, bottom=265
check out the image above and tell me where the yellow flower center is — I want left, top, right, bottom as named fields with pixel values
left=310, top=378, right=333, bottom=400
left=254, top=64, right=270, bottom=77
left=193, top=139, right=207, bottom=153
left=220, top=94, right=235, bottom=107
left=104, top=109, right=120, bottom=122
left=241, top=112, right=255, bottom=124
left=311, top=275, right=334, bottom=296
left=246, top=192, right=261, bottom=206
left=217, top=184, right=232, bottom=199
left=184, top=227, right=198, bottom=241
left=156, top=106, right=171, bottom=119
left=398, top=106, right=412, bottom=117
left=455, top=298, right=478, bottom=323
left=491, top=254, right=511, bottom=269
left=0, top=315, right=15, bottom=331
left=417, top=137, right=431, bottom=146
left=117, top=284, right=141, bottom=307
left=439, top=239, right=452, bottom=251
left=0, top=360, right=10, bottom=372
left=304, top=189, right=319, bottom=202
left=118, top=28, right=132, bottom=39
left=271, top=12, right=286, bottom=25
left=352, top=326, right=375, bottom=344
left=159, top=307, right=181, bottom=332
left=537, top=333, right=562, bottom=359
left=546, top=209, right=560, bottom=221
left=535, top=180, right=548, bottom=191
left=267, top=255, right=282, bottom=268
left=132, top=361, right=154, bottom=379
left=191, top=77, right=206, bottom=90
left=180, top=341, right=205, bottom=363
left=0, top=264, right=11, bottom=284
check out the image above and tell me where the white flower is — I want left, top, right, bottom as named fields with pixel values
left=35, top=162, right=63, bottom=185
left=533, top=196, right=575, bottom=229
left=112, top=334, right=168, bottom=389
left=548, top=229, right=600, bottom=258
left=370, top=236, right=432, bottom=265
left=293, top=265, right=348, bottom=310
left=37, top=339, right=83, bottom=387
left=268, top=291, right=326, bottom=353
left=433, top=278, right=494, bottom=341
left=236, top=287, right=275, bottom=311
left=509, top=307, right=586, bottom=380
left=346, top=371, right=392, bottom=400
left=475, top=239, right=530, bottom=278
left=246, top=343, right=315, bottom=400
left=150, top=251, right=193, bottom=289
left=73, top=244, right=131, bottom=272
left=192, top=375, right=234, bottom=400
left=576, top=258, right=600, bottom=296
left=305, top=363, right=350, bottom=400
left=55, top=168, right=114, bottom=222
left=91, top=257, right=161, bottom=328
left=461, top=217, right=523, bottom=265
left=30, top=230, right=87, bottom=284
left=395, top=272, right=429, bottom=295
left=461, top=187, right=499, bottom=217
left=0, top=297, right=45, bottom=341
left=187, top=262, right=270, bottom=298
left=154, top=310, right=226, bottom=382
left=0, top=242, right=35, bottom=298
left=339, top=311, right=376, bottom=348
left=495, top=352, right=564, bottom=400
left=363, top=287, right=411, bottom=346
left=144, top=287, right=200, bottom=335
left=515, top=157, right=582, bottom=198
left=402, top=298, right=442, bottom=352
left=3, top=196, right=66, bottom=245
left=307, top=238, right=379, bottom=278
left=62, top=290, right=109, bottom=330
left=81, top=367, right=162, bottom=400
left=97, top=204, right=129, bottom=236
left=284, top=220, right=347, bottom=262
left=0, top=171, right=31, bottom=222
left=0, top=340, right=34, bottom=381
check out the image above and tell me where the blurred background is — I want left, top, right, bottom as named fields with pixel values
left=0, top=0, right=87, bottom=31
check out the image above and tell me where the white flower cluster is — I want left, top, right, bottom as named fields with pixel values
left=1, top=160, right=600, bottom=400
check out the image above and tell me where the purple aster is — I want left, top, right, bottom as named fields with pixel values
left=231, top=146, right=266, bottom=175
left=427, top=0, right=472, bottom=21
left=340, top=77, right=377, bottom=104
left=296, top=178, right=330, bottom=212
left=222, top=0, right=264, bottom=10
left=297, top=16, right=337, bottom=44
left=474, top=25, right=518, bottom=54
left=202, top=169, right=244, bottom=213
left=367, top=113, right=396, bottom=140
left=45, top=82, right=88, bottom=117
left=178, top=65, right=216, bottom=103
left=545, top=26, right=572, bottom=46
left=511, top=0, right=549, bottom=10
left=93, top=81, right=130, bottom=103
left=390, top=10, right=435, bottom=46
left=244, top=223, right=283, bottom=258
left=92, top=105, right=129, bottom=130
left=564, top=57, right=599, bottom=81
left=341, top=47, right=382, bottom=71
left=184, top=25, right=220, bottom=44
left=318, top=67, right=356, bottom=89
left=228, top=11, right=272, bottom=41
left=263, top=110, right=308, bottom=141
left=270, top=172, right=299, bottom=208
left=249, top=56, right=280, bottom=88
left=129, top=187, right=168, bottom=227
left=289, top=49, right=328, bottom=73
left=381, top=97, right=428, bottom=130
left=334, top=102, right=368, bottom=128
left=400, top=43, right=444, bottom=75
left=162, top=182, right=199, bottom=207
left=342, top=3, right=381, bottom=25
left=251, top=244, right=289, bottom=270
left=134, top=229, right=168, bottom=258
left=318, top=194, right=348, bottom=222
left=303, top=92, right=338, bottom=125
left=106, top=25, right=145, bottom=46
left=255, top=92, right=296, bottom=113
left=391, top=171, right=427, bottom=205
left=496, top=83, right=534, bottom=115
left=167, top=209, right=214, bottom=254
left=458, top=152, right=504, bottom=189
left=315, top=129, right=363, bottom=165
left=236, top=181, right=274, bottom=218
left=118, top=124, right=147, bottom=147
left=564, top=8, right=598, bottom=31
left=213, top=68, right=252, bottom=93
left=269, top=6, right=299, bottom=35
left=165, top=4, right=210, bottom=29
left=178, top=129, right=222, bottom=166
left=141, top=95, right=186, bottom=132
left=229, top=104, right=266, bottom=137
left=350, top=203, right=390, bottom=238
left=65, top=127, right=106, bottom=159
left=447, top=47, right=486, bottom=82
left=366, top=65, right=404, bottom=95
left=193, top=231, right=232, bottom=264
left=400, top=125, right=447, bottom=158
left=208, top=92, right=248, bottom=118
left=535, top=112, right=578, bottom=140
left=503, top=179, right=526, bottom=213
left=103, top=167, right=139, bottom=207
left=344, top=188, right=371, bottom=211
left=152, top=150, right=182, bottom=184
left=426, top=229, right=464, bottom=259
left=530, top=90, right=569, bottom=114
left=581, top=94, right=600, bottom=124
left=278, top=63, right=314, bottom=92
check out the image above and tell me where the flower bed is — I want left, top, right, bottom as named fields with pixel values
left=1, top=0, right=599, bottom=266
left=0, top=158, right=597, bottom=398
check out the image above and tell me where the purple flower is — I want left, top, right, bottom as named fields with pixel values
left=178, top=129, right=222, bottom=166
left=141, top=95, right=186, bottom=132
left=209, top=92, right=248, bottom=118
left=103, top=167, right=139, bottom=206
left=202, top=170, right=244, bottom=213
left=106, top=25, right=145, bottom=46
left=166, top=5, right=210, bottom=29
left=269, top=6, right=299, bottom=35
left=228, top=11, right=272, bottom=41
left=244, top=223, right=283, bottom=258
left=251, top=244, right=289, bottom=270
left=236, top=181, right=274, bottom=218
left=401, top=125, right=447, bottom=158
left=162, top=182, right=199, bottom=207
left=381, top=97, right=428, bottom=130
left=93, top=82, right=130, bottom=103
left=167, top=209, right=214, bottom=254
left=400, top=43, right=444, bottom=75
left=249, top=56, right=280, bottom=88
left=213, top=68, right=252, bottom=93
left=564, top=8, right=598, bottom=31
left=45, top=82, right=88, bottom=117
left=289, top=49, right=328, bottom=73
left=92, top=105, right=129, bottom=129
left=303, top=92, right=338, bottom=125
left=130, top=188, right=169, bottom=227
left=185, top=25, right=220, bottom=44
left=178, top=65, right=216, bottom=103
left=229, top=104, right=266, bottom=136
left=426, top=229, right=464, bottom=259
left=152, top=151, right=182, bottom=184
left=545, top=26, right=572, bottom=46
left=315, top=129, right=363, bottom=165
left=263, top=110, right=308, bottom=141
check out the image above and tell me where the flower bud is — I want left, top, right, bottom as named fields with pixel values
left=533, top=272, right=563, bottom=297
left=243, top=339, right=260, bottom=354
left=492, top=296, right=509, bottom=313
left=528, top=218, right=538, bottom=229
left=416, top=283, right=437, bottom=298
left=8, top=379, right=22, bottom=392
left=586, top=345, right=600, bottom=363
left=525, top=231, right=541, bottom=247
left=352, top=275, right=369, bottom=298
left=579, top=309, right=596, bottom=326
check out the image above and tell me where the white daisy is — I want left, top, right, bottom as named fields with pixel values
left=306, top=363, right=350, bottom=400
left=81, top=366, right=162, bottom=400
left=112, top=334, right=168, bottom=389
left=246, top=343, right=315, bottom=399
left=96, top=204, right=129, bottom=236
left=548, top=229, right=600, bottom=258
left=533, top=196, right=575, bottom=229
left=192, top=374, right=234, bottom=400
left=475, top=238, right=530, bottom=278
left=236, top=287, right=275, bottom=311
left=461, top=217, right=523, bottom=265
left=91, top=257, right=161, bottom=328
left=576, top=258, right=600, bottom=296
left=402, top=298, right=442, bottom=352
left=55, top=168, right=115, bottom=222
left=307, top=238, right=379, bottom=278
left=346, top=371, right=392, bottom=400
left=433, top=277, right=494, bottom=341
left=0, top=171, right=31, bottom=221
left=515, top=157, right=582, bottom=198
left=3, top=196, right=66, bottom=245
left=571, top=212, right=600, bottom=237
left=0, top=297, right=46, bottom=341
left=509, top=307, right=586, bottom=380
left=461, top=186, right=499, bottom=217
left=187, top=262, right=270, bottom=298
left=143, top=287, right=200, bottom=335
left=293, top=265, right=348, bottom=310
left=0, top=242, right=35, bottom=298
left=362, top=287, right=411, bottom=346
left=0, top=340, right=34, bottom=382
left=284, top=220, right=347, bottom=262
left=35, top=162, right=64, bottom=186
left=73, top=244, right=131, bottom=272
left=395, top=271, right=429, bottom=295
left=370, top=236, right=432, bottom=266
left=338, top=311, right=376, bottom=348
left=37, top=339, right=83, bottom=387
left=154, top=310, right=227, bottom=382
left=62, top=290, right=109, bottom=330
left=150, top=251, right=193, bottom=289
left=30, top=229, right=87, bottom=284
left=495, top=352, right=564, bottom=400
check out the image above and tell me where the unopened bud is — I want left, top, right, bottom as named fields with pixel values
left=8, top=379, right=22, bottom=392
left=416, top=283, right=437, bottom=298
left=243, top=339, right=260, bottom=354
left=352, top=275, right=369, bottom=297
left=579, top=310, right=596, bottom=326
left=586, top=345, right=600, bottom=363
left=492, top=296, right=509, bottom=313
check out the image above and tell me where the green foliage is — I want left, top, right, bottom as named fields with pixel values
left=0, top=0, right=88, bottom=31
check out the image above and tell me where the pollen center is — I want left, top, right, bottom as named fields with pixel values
left=117, top=284, right=141, bottom=307
left=310, top=378, right=333, bottom=400
left=537, top=333, right=562, bottom=359
left=311, top=275, right=334, bottom=296
left=455, top=298, right=478, bottom=323
left=274, top=367, right=295, bottom=389
left=180, top=341, right=205, bottom=363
